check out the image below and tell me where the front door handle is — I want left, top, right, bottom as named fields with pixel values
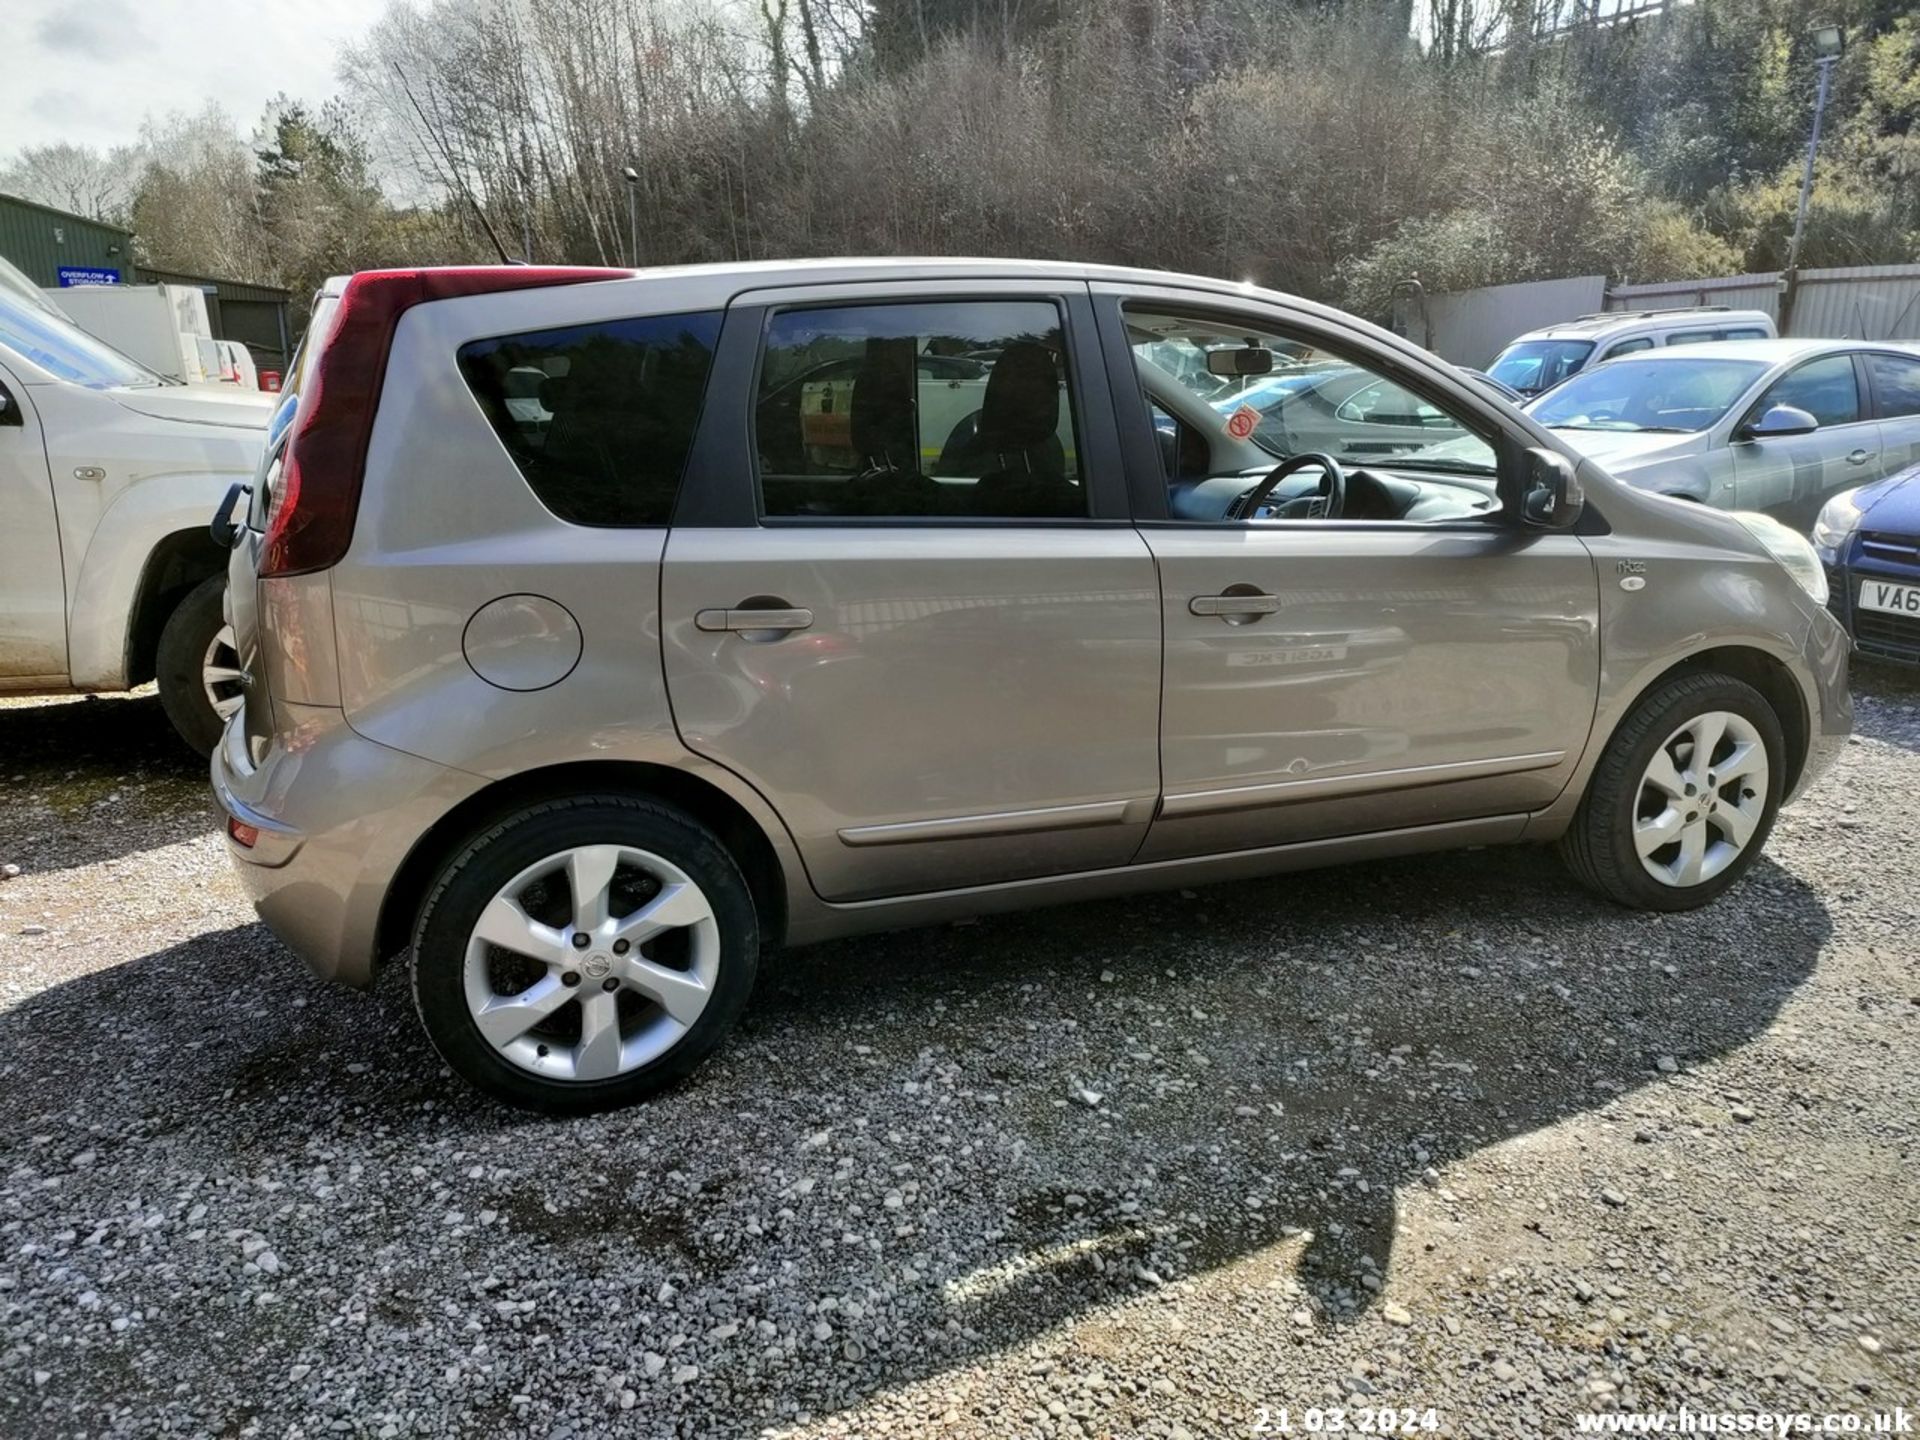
left=1190, top=592, right=1281, bottom=619
left=1847, top=448, right=1873, bottom=466
left=695, top=605, right=814, bottom=634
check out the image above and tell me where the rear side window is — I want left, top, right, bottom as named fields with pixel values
left=458, top=310, right=722, bottom=526
left=1868, top=353, right=1920, bottom=419
left=1663, top=330, right=1719, bottom=346
left=753, top=300, right=1085, bottom=519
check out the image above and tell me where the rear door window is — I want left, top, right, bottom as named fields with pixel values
left=458, top=311, right=722, bottom=526
left=753, top=300, right=1085, bottom=519
left=1867, top=353, right=1920, bottom=419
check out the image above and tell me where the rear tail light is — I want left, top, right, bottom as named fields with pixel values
left=258, top=265, right=628, bottom=578
left=227, top=818, right=259, bottom=848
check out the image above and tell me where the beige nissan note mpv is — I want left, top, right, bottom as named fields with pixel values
left=212, top=260, right=1851, bottom=1111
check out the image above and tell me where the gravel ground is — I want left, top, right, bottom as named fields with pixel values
left=1, top=672, right=1917, bottom=1439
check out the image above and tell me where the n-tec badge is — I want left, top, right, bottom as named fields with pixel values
left=1616, top=559, right=1647, bottom=575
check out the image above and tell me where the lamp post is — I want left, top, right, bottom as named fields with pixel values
left=1781, top=23, right=1844, bottom=333
left=622, top=165, right=641, bottom=267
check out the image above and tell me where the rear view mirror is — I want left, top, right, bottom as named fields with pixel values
left=1739, top=404, right=1818, bottom=440
left=1207, top=344, right=1276, bottom=378
left=1520, top=447, right=1584, bottom=530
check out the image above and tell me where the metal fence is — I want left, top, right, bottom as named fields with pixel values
left=1419, top=263, right=1920, bottom=365
left=1604, top=264, right=1920, bottom=341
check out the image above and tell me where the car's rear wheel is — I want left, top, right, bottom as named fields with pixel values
left=1558, top=672, right=1785, bottom=911
left=411, top=796, right=758, bottom=1112
left=156, top=574, right=244, bottom=756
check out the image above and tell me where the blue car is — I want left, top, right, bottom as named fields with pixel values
left=1815, top=463, right=1920, bottom=666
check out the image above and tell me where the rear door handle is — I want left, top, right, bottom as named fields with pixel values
left=695, top=606, right=814, bottom=634
left=1847, top=448, right=1873, bottom=466
left=1190, top=592, right=1281, bottom=618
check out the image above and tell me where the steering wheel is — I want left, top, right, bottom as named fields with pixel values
left=1225, top=452, right=1347, bottom=521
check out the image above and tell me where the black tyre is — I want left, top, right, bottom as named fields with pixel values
left=1558, top=672, right=1785, bottom=911
left=155, top=574, right=241, bottom=756
left=411, top=795, right=758, bottom=1113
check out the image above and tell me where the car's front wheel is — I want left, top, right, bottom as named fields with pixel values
left=155, top=574, right=245, bottom=756
left=1558, top=672, right=1785, bottom=910
left=411, top=796, right=759, bottom=1112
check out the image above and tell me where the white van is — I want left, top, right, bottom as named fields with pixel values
left=1488, top=307, right=1777, bottom=397
left=0, top=285, right=272, bottom=751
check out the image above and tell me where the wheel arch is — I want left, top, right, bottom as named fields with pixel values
left=1615, top=644, right=1811, bottom=798
left=376, top=760, right=791, bottom=965
left=125, top=528, right=227, bottom=687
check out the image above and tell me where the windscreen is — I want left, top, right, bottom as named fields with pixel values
left=0, top=290, right=163, bottom=389
left=1528, top=357, right=1767, bottom=434
left=1487, top=339, right=1594, bottom=395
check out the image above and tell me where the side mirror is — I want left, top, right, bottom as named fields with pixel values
left=1207, top=344, right=1275, bottom=378
left=1739, top=404, right=1818, bottom=440
left=0, top=388, right=16, bottom=427
left=210, top=481, right=250, bottom=549
left=1520, top=447, right=1585, bottom=530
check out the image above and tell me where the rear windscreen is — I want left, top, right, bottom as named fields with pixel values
left=457, top=310, right=723, bottom=527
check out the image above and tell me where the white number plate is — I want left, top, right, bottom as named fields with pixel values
left=1858, top=579, right=1920, bottom=617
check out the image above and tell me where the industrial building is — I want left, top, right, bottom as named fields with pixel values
left=0, top=191, right=292, bottom=372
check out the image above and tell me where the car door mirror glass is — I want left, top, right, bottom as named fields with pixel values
left=1741, top=404, right=1819, bottom=440
left=1521, top=448, right=1584, bottom=530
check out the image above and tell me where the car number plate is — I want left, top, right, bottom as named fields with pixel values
left=1858, top=579, right=1920, bottom=617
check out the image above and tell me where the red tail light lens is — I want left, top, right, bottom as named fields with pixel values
left=258, top=265, right=628, bottom=577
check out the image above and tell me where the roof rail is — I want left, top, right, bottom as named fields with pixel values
left=1578, top=305, right=1735, bottom=321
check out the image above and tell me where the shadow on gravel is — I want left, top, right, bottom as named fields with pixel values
left=0, top=835, right=1832, bottom=1433
left=0, top=692, right=215, bottom=875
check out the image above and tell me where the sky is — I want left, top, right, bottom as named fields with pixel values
left=0, top=0, right=393, bottom=156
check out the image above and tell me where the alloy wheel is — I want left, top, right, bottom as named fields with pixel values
left=1632, top=710, right=1770, bottom=888
left=461, top=845, right=721, bottom=1082
left=202, top=624, right=246, bottom=723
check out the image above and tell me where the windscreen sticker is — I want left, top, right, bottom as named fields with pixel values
left=1225, top=404, right=1260, bottom=441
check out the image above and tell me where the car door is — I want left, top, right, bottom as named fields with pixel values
left=1729, top=351, right=1877, bottom=523
left=1863, top=350, right=1920, bottom=478
left=660, top=280, right=1163, bottom=902
left=1096, top=286, right=1600, bottom=863
left=0, top=358, right=69, bottom=680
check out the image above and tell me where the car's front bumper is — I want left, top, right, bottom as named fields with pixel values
left=211, top=701, right=485, bottom=987
left=1826, top=531, right=1920, bottom=668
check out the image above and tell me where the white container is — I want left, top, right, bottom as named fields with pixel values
left=43, top=283, right=219, bottom=385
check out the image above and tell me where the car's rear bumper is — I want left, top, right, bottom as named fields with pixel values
left=211, top=701, right=484, bottom=987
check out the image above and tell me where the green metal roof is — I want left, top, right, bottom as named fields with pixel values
left=135, top=265, right=291, bottom=303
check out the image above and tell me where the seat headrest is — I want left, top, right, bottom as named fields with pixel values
left=979, top=342, right=1061, bottom=451
left=849, top=337, right=917, bottom=469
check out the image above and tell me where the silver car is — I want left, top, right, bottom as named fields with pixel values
left=1526, top=339, right=1920, bottom=526
left=211, top=260, right=1850, bottom=1112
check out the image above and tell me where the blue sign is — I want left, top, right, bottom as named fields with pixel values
left=57, top=267, right=121, bottom=287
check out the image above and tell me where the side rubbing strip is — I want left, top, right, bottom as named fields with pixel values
left=839, top=798, right=1144, bottom=847
left=1158, top=751, right=1567, bottom=819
